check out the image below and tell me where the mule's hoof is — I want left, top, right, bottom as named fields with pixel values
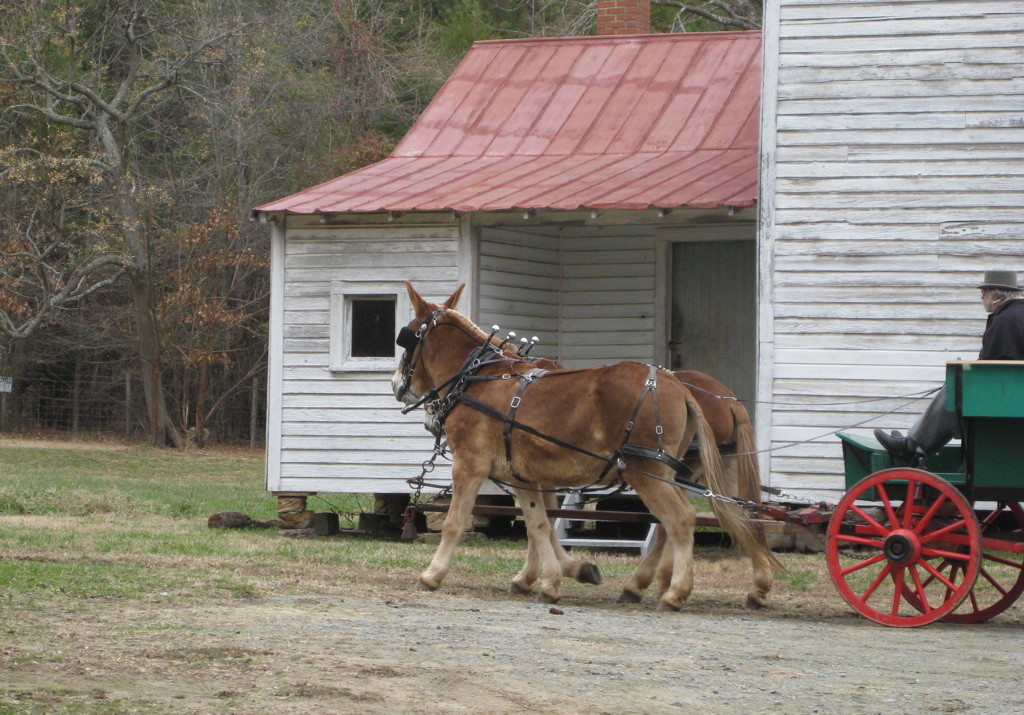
left=414, top=579, right=437, bottom=592
left=509, top=581, right=533, bottom=596
left=575, top=562, right=603, bottom=585
left=656, top=599, right=683, bottom=612
left=617, top=589, right=643, bottom=604
left=536, top=592, right=561, bottom=605
left=745, top=594, right=768, bottom=609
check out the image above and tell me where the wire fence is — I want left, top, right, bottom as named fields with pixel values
left=0, top=373, right=266, bottom=447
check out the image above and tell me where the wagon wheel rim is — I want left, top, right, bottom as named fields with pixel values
left=905, top=501, right=1024, bottom=623
left=826, top=468, right=982, bottom=628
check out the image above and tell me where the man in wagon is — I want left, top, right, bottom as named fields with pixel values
left=874, top=269, right=1024, bottom=463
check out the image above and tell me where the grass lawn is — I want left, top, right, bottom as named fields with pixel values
left=0, top=437, right=829, bottom=610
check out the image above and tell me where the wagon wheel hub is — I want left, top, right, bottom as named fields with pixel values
left=882, top=529, right=920, bottom=565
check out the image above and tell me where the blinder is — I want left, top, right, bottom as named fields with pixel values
left=396, top=326, right=420, bottom=352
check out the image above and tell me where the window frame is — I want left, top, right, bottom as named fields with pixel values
left=329, top=281, right=411, bottom=372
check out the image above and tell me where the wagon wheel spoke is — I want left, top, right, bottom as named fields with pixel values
left=839, top=551, right=887, bottom=578
left=944, top=561, right=962, bottom=602
left=846, top=503, right=889, bottom=535
left=900, top=557, right=959, bottom=611
left=834, top=534, right=885, bottom=551
left=898, top=477, right=918, bottom=529
left=914, top=561, right=944, bottom=591
left=979, top=507, right=1003, bottom=529
left=919, top=517, right=972, bottom=544
left=889, top=566, right=907, bottom=616
left=859, top=562, right=894, bottom=603
left=919, top=544, right=974, bottom=562
left=904, top=565, right=932, bottom=614
left=875, top=481, right=901, bottom=530
left=917, top=556, right=964, bottom=592
left=912, top=493, right=948, bottom=535
left=980, top=552, right=1024, bottom=570
left=976, top=566, right=1012, bottom=597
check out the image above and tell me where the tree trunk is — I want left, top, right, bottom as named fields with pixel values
left=72, top=355, right=81, bottom=435
left=130, top=270, right=183, bottom=448
left=196, top=360, right=208, bottom=448
left=250, top=374, right=259, bottom=450
left=99, top=113, right=183, bottom=450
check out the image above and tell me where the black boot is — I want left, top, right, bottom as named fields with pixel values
left=873, top=429, right=919, bottom=464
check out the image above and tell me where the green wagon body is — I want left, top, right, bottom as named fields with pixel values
left=839, top=360, right=1024, bottom=500
left=949, top=361, right=1024, bottom=499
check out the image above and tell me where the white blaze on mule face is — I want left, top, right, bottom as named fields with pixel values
left=392, top=366, right=417, bottom=404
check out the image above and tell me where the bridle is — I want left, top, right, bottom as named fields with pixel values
left=394, top=308, right=445, bottom=405
left=395, top=307, right=512, bottom=413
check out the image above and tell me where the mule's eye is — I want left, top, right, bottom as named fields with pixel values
left=396, top=326, right=420, bottom=352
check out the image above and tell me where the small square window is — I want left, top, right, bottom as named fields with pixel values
left=350, top=298, right=396, bottom=357
left=330, top=281, right=411, bottom=371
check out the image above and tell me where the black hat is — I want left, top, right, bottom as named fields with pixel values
left=977, top=270, right=1022, bottom=290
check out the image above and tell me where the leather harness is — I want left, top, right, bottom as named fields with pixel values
left=397, top=312, right=702, bottom=495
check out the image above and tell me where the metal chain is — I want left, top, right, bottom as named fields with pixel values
left=407, top=440, right=452, bottom=502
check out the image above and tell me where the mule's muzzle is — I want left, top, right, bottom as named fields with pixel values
left=396, top=326, right=420, bottom=352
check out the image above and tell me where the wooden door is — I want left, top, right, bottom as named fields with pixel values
left=670, top=240, right=757, bottom=403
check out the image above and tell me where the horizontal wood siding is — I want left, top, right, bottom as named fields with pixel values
left=764, top=0, right=1024, bottom=498
left=558, top=226, right=658, bottom=367
left=478, top=226, right=560, bottom=352
left=478, top=223, right=661, bottom=367
left=274, top=217, right=461, bottom=493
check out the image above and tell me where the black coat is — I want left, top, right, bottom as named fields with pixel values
left=979, top=298, right=1024, bottom=360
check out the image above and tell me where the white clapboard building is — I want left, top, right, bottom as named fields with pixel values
left=757, top=0, right=1023, bottom=497
left=253, top=1, right=1023, bottom=516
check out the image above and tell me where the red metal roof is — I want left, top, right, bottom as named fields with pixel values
left=255, top=31, right=760, bottom=215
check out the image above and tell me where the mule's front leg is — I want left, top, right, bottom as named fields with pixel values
left=550, top=490, right=602, bottom=586
left=416, top=461, right=487, bottom=592
left=515, top=489, right=565, bottom=603
left=510, top=491, right=602, bottom=595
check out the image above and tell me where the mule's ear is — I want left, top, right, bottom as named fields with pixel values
left=405, top=281, right=431, bottom=318
left=443, top=283, right=466, bottom=311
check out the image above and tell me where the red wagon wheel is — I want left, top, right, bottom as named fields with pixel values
left=826, top=468, right=982, bottom=627
left=911, top=501, right=1024, bottom=623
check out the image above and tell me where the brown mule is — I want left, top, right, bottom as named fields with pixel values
left=510, top=367, right=780, bottom=608
left=619, top=371, right=781, bottom=609
left=393, top=282, right=762, bottom=610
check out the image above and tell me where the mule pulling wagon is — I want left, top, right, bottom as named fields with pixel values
left=394, top=284, right=1023, bottom=628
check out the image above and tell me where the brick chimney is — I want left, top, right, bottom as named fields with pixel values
left=595, top=0, right=651, bottom=35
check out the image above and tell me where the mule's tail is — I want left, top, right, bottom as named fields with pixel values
left=731, top=401, right=783, bottom=571
left=684, top=393, right=782, bottom=571
left=729, top=401, right=762, bottom=504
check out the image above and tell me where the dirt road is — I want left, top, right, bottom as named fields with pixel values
left=4, top=582, right=1022, bottom=714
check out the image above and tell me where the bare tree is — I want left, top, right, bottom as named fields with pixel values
left=653, top=0, right=762, bottom=31
left=0, top=139, right=130, bottom=341
left=0, top=1, right=245, bottom=445
left=158, top=205, right=268, bottom=447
